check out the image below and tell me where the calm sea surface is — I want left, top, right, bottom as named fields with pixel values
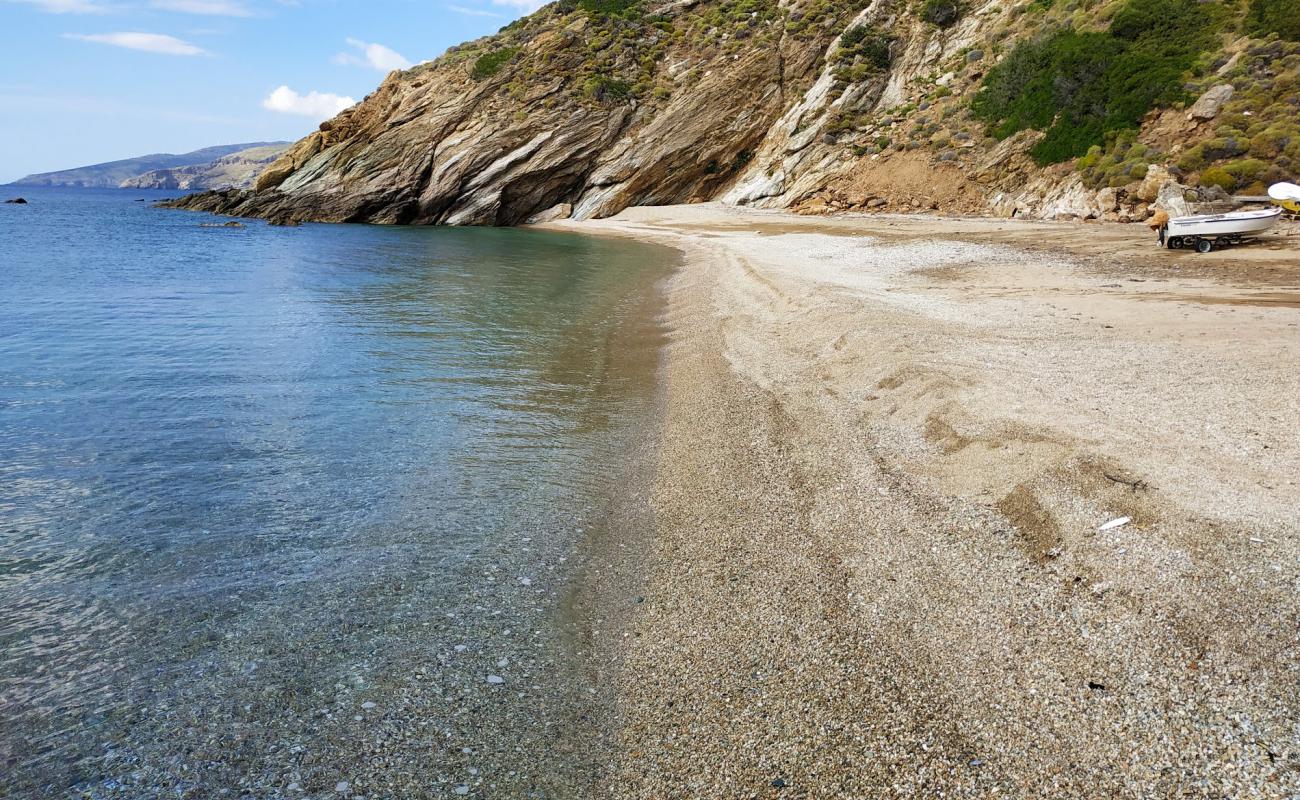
left=0, top=188, right=673, bottom=798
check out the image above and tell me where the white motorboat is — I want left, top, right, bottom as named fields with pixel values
left=1162, top=207, right=1282, bottom=252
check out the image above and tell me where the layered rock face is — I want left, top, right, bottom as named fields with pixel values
left=168, top=0, right=1299, bottom=225
left=174, top=3, right=825, bottom=226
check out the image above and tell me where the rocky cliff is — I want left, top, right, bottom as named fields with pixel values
left=168, top=0, right=1300, bottom=225
left=120, top=144, right=290, bottom=191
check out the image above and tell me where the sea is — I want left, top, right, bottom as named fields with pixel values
left=0, top=187, right=674, bottom=798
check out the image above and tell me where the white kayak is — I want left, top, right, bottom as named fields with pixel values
left=1162, top=207, right=1282, bottom=252
left=1269, top=181, right=1300, bottom=215
left=1268, top=181, right=1300, bottom=203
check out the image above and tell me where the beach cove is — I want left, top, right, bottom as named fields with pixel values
left=3, top=190, right=1298, bottom=797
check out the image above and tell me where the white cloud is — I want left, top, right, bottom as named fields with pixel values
left=64, top=32, right=208, bottom=55
left=332, top=38, right=412, bottom=72
left=2, top=0, right=112, bottom=12
left=262, top=85, right=355, bottom=118
left=149, top=0, right=253, bottom=16
left=446, top=4, right=505, bottom=17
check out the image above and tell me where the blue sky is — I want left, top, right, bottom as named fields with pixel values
left=0, top=0, right=535, bottom=183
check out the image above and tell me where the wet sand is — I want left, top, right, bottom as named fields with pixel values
left=546, top=205, right=1300, bottom=797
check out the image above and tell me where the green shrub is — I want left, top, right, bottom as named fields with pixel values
left=471, top=48, right=518, bottom=80
left=1076, top=144, right=1104, bottom=172
left=1076, top=130, right=1160, bottom=188
left=583, top=75, right=633, bottom=101
left=1224, top=158, right=1268, bottom=182
left=579, top=0, right=639, bottom=16
left=1249, top=125, right=1294, bottom=158
left=1177, top=148, right=1206, bottom=172
left=1247, top=0, right=1300, bottom=41
left=1200, top=166, right=1236, bottom=191
left=835, top=24, right=894, bottom=75
left=920, top=0, right=962, bottom=27
left=970, top=0, right=1218, bottom=164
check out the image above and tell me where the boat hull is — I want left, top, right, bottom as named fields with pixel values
left=1166, top=207, right=1282, bottom=239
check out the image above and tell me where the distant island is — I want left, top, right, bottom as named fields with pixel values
left=9, top=142, right=291, bottom=191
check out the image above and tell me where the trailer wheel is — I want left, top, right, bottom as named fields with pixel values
left=1196, top=238, right=1213, bottom=254
left=1167, top=236, right=1184, bottom=249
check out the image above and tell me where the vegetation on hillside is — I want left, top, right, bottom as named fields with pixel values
left=1247, top=0, right=1300, bottom=40
left=971, top=0, right=1221, bottom=165
left=1178, top=40, right=1300, bottom=192
left=421, top=0, right=1298, bottom=201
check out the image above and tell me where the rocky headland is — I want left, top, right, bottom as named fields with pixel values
left=12, top=142, right=289, bottom=190
left=119, top=144, right=291, bottom=191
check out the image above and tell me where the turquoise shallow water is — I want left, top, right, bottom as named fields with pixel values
left=0, top=188, right=672, bottom=798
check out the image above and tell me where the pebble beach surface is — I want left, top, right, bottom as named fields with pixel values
left=548, top=204, right=1300, bottom=798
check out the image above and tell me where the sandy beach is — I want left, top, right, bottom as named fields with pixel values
left=546, top=205, right=1300, bottom=797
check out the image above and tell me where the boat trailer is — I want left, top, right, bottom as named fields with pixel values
left=1158, top=207, right=1284, bottom=253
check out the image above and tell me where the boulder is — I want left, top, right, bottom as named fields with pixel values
left=253, top=162, right=296, bottom=192
left=1197, top=184, right=1231, bottom=203
left=1187, top=84, right=1234, bottom=121
left=1215, top=53, right=1241, bottom=77
left=1154, top=182, right=1193, bottom=218
left=1039, top=178, right=1101, bottom=219
left=1136, top=165, right=1173, bottom=202
left=524, top=202, right=573, bottom=224
left=1096, top=187, right=1119, bottom=213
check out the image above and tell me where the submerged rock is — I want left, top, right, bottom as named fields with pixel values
left=4, top=197, right=28, bottom=204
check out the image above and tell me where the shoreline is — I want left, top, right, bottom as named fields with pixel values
left=545, top=203, right=1300, bottom=796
